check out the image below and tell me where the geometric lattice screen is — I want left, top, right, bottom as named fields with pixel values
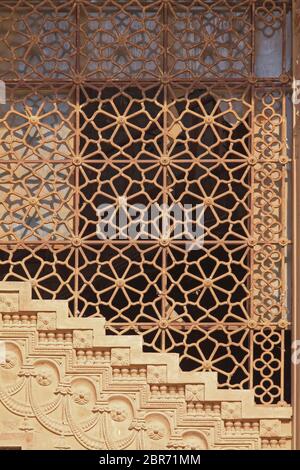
left=0, top=0, right=292, bottom=404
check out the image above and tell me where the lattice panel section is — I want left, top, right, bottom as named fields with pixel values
left=0, top=0, right=293, bottom=405
left=0, top=162, right=75, bottom=241
left=77, top=242, right=163, bottom=319
left=167, top=0, right=253, bottom=79
left=252, top=244, right=286, bottom=324
left=166, top=83, right=252, bottom=161
left=0, top=84, right=76, bottom=162
left=0, top=0, right=77, bottom=80
left=79, top=84, right=164, bottom=161
left=167, top=161, right=251, bottom=241
left=78, top=161, right=164, bottom=240
left=79, top=0, right=164, bottom=80
left=0, top=243, right=76, bottom=305
left=252, top=327, right=284, bottom=404
left=164, top=243, right=250, bottom=323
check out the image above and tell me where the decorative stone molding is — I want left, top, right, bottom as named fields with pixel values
left=185, top=384, right=205, bottom=402
left=260, top=420, right=282, bottom=438
left=221, top=402, right=242, bottom=420
left=0, top=293, right=19, bottom=313
left=111, top=348, right=130, bottom=366
left=147, top=365, right=167, bottom=384
left=37, top=312, right=57, bottom=331
left=73, top=330, right=93, bottom=349
left=0, top=282, right=292, bottom=450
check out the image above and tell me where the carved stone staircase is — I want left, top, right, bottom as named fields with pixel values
left=0, top=282, right=292, bottom=450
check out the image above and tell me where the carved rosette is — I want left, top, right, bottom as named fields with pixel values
left=37, top=312, right=57, bottom=331
left=186, top=384, right=205, bottom=402
left=73, top=330, right=93, bottom=349
left=0, top=294, right=18, bottom=312
left=147, top=365, right=167, bottom=384
left=35, top=367, right=53, bottom=386
left=221, top=402, right=242, bottom=419
left=0, top=351, right=18, bottom=370
left=111, top=348, right=130, bottom=366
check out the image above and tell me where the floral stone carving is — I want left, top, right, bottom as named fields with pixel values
left=37, top=312, right=57, bottom=331
left=0, top=282, right=292, bottom=450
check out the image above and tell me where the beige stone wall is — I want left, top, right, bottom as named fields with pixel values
left=0, top=282, right=292, bottom=450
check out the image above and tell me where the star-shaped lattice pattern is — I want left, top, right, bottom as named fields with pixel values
left=167, top=83, right=252, bottom=161
left=77, top=242, right=163, bottom=319
left=167, top=160, right=251, bottom=241
left=167, top=0, right=252, bottom=79
left=79, top=84, right=164, bottom=161
left=0, top=85, right=76, bottom=162
left=78, top=161, right=164, bottom=241
left=0, top=162, right=75, bottom=241
left=79, top=0, right=164, bottom=80
left=0, top=0, right=292, bottom=405
left=0, top=0, right=76, bottom=80
left=0, top=242, right=76, bottom=305
left=165, top=243, right=250, bottom=324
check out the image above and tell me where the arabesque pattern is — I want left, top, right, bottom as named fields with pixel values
left=0, top=0, right=293, bottom=405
